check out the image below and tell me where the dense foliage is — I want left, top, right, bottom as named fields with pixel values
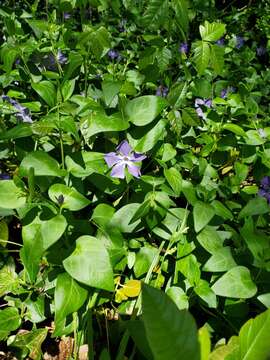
left=0, top=0, right=270, bottom=358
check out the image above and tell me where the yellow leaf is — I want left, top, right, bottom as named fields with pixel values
left=115, top=288, right=128, bottom=303
left=122, top=280, right=141, bottom=297
left=221, top=166, right=233, bottom=175
left=0, top=220, right=8, bottom=247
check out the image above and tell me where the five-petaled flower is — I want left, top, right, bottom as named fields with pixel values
left=258, top=176, right=270, bottom=203
left=104, top=140, right=146, bottom=179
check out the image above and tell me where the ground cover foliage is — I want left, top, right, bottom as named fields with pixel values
left=0, top=0, right=270, bottom=358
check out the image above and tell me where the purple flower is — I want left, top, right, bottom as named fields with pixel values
left=236, top=36, right=244, bottom=49
left=156, top=85, right=169, bottom=97
left=56, top=50, right=68, bottom=65
left=104, top=140, right=146, bottom=179
left=2, top=95, right=33, bottom=123
left=256, top=46, right=266, bottom=57
left=108, top=49, right=121, bottom=61
left=195, top=98, right=212, bottom=120
left=221, top=89, right=228, bottom=98
left=260, top=176, right=270, bottom=190
left=216, top=37, right=225, bottom=46
left=258, top=176, right=270, bottom=204
left=179, top=43, right=188, bottom=55
left=0, top=174, right=11, bottom=180
left=63, top=12, right=71, bottom=20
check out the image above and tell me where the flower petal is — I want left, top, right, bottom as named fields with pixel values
left=104, top=152, right=122, bottom=167
left=117, top=140, right=132, bottom=156
left=127, top=163, right=141, bottom=178
left=130, top=152, right=147, bottom=162
left=111, top=162, right=126, bottom=179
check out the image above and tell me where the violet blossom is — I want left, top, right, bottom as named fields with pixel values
left=104, top=140, right=146, bottom=179
left=108, top=49, right=121, bottom=61
left=216, top=37, right=225, bottom=46
left=256, top=46, right=266, bottom=57
left=156, top=85, right=169, bottom=98
left=235, top=36, right=244, bottom=49
left=220, top=86, right=235, bottom=99
left=0, top=174, right=11, bottom=180
left=179, top=42, right=188, bottom=55
left=195, top=98, right=212, bottom=120
left=2, top=95, right=33, bottom=123
left=258, top=176, right=270, bottom=203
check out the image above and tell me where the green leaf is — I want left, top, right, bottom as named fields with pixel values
left=156, top=47, right=172, bottom=72
left=0, top=180, right=26, bottom=209
left=203, top=247, right=237, bottom=272
left=110, top=203, right=141, bottom=233
left=171, top=0, right=189, bottom=34
left=20, top=151, right=66, bottom=177
left=128, top=118, right=166, bottom=153
left=63, top=236, right=114, bottom=291
left=80, top=111, right=129, bottom=140
left=237, top=308, right=270, bottom=360
left=194, top=279, right=217, bottom=308
left=32, top=81, right=57, bottom=107
left=89, top=27, right=111, bottom=59
left=194, top=41, right=211, bottom=75
left=141, top=0, right=169, bottom=28
left=197, top=226, right=224, bottom=253
left=102, top=80, right=122, bottom=107
left=55, top=272, right=88, bottom=322
left=211, top=44, right=224, bottom=74
left=134, top=245, right=159, bottom=277
left=211, top=266, right=257, bottom=299
left=0, top=307, right=21, bottom=340
left=91, top=203, right=115, bottom=228
left=238, top=197, right=269, bottom=219
left=176, top=254, right=201, bottom=285
left=199, top=21, right=226, bottom=42
left=0, top=123, right=33, bottom=140
left=223, top=123, right=247, bottom=138
left=166, top=286, right=189, bottom=310
left=48, top=183, right=90, bottom=211
left=128, top=320, right=154, bottom=360
left=193, top=201, right=215, bottom=233
left=211, top=200, right=233, bottom=220
left=21, top=215, right=67, bottom=282
left=12, top=328, right=47, bottom=359
left=60, top=79, right=76, bottom=102
left=25, top=19, right=48, bottom=38
left=0, top=258, right=18, bottom=297
left=142, top=284, right=200, bottom=360
left=199, top=325, right=211, bottom=360
left=125, top=95, right=167, bottom=126
left=164, top=167, right=182, bottom=196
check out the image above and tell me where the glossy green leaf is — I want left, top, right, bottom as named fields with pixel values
left=80, top=111, right=129, bottom=140
left=166, top=286, right=189, bottom=310
left=0, top=307, right=21, bottom=340
left=164, top=167, right=182, bottom=196
left=193, top=201, right=215, bottom=233
left=194, top=279, right=217, bottom=308
left=0, top=180, right=26, bottom=209
left=32, top=81, right=56, bottom=107
left=212, top=266, right=257, bottom=299
left=48, top=183, right=90, bottom=211
left=55, top=272, right=88, bottom=322
left=125, top=95, right=167, bottom=126
left=20, top=151, right=66, bottom=177
left=0, top=123, right=33, bottom=140
left=194, top=41, right=211, bottom=75
left=238, top=197, right=269, bottom=219
left=142, top=284, right=200, bottom=360
left=12, top=328, right=47, bottom=359
left=203, top=247, right=237, bottom=272
left=91, top=203, right=115, bottom=228
left=199, top=21, right=226, bottom=42
left=63, top=236, right=114, bottom=291
left=223, top=123, right=247, bottom=138
left=21, top=214, right=67, bottom=282
left=199, top=325, right=211, bottom=360
left=211, top=44, right=224, bottom=74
